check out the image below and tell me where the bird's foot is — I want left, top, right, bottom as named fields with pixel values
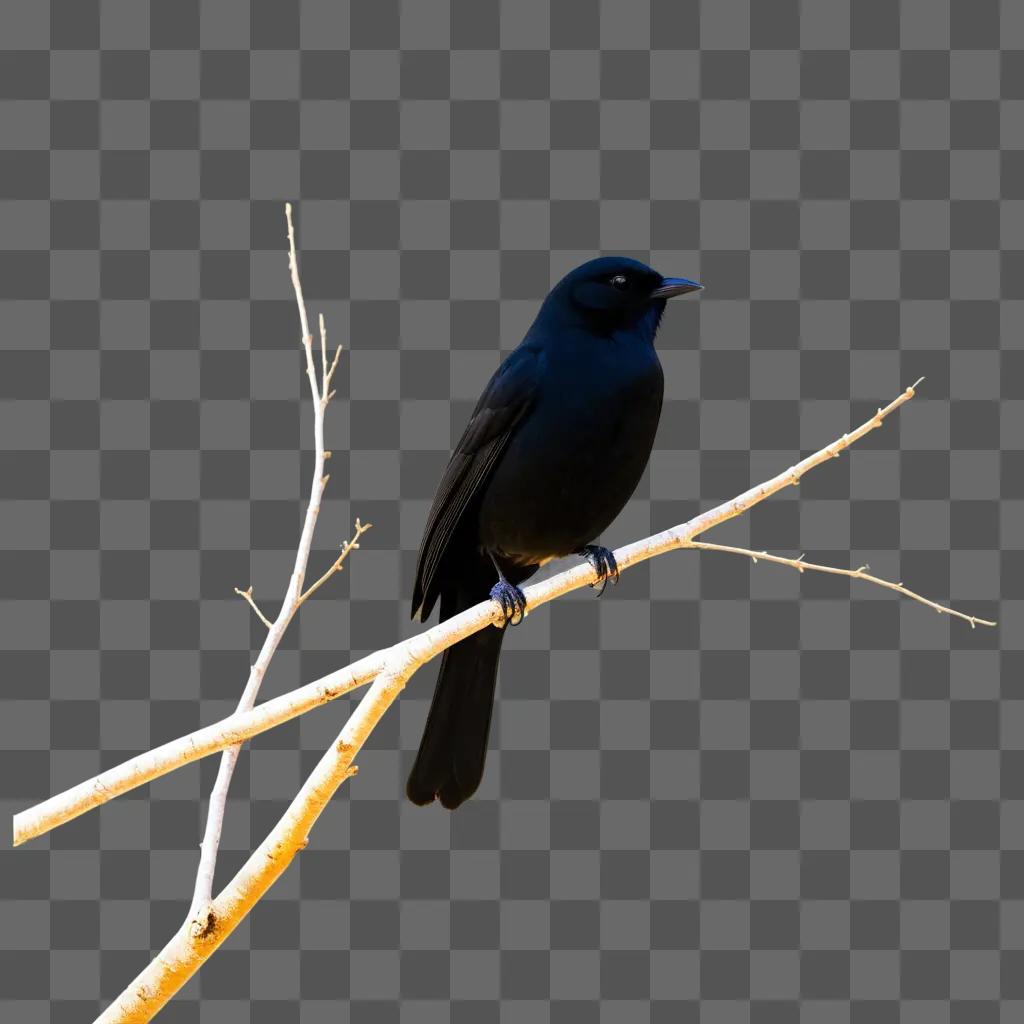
left=578, top=545, right=619, bottom=596
left=490, top=578, right=527, bottom=627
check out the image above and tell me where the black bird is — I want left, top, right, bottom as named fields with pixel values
left=407, top=256, right=702, bottom=808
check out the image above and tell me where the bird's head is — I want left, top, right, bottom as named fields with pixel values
left=542, top=256, right=702, bottom=337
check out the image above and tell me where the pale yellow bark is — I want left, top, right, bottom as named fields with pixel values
left=95, top=657, right=416, bottom=1021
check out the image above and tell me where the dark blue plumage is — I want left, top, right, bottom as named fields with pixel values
left=408, top=256, right=701, bottom=808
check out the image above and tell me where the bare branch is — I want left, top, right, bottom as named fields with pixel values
left=187, top=205, right=361, bottom=924
left=14, top=381, right=992, bottom=851
left=94, top=656, right=419, bottom=1022
left=13, top=650, right=386, bottom=847
left=685, top=541, right=997, bottom=629
left=285, top=203, right=315, bottom=383
left=233, top=586, right=273, bottom=630
left=327, top=344, right=342, bottom=389
left=298, top=519, right=373, bottom=606
left=676, top=379, right=925, bottom=542
left=95, top=392, right=999, bottom=1014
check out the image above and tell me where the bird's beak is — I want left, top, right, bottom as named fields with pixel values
left=650, top=277, right=703, bottom=300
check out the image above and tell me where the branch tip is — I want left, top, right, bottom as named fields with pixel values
left=326, top=344, right=342, bottom=384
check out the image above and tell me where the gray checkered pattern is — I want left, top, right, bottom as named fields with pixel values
left=1, top=0, right=1020, bottom=1019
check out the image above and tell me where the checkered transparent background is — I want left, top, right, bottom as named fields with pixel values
left=1, top=0, right=1021, bottom=1020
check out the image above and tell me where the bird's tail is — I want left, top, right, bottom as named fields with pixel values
left=406, top=590, right=505, bottom=810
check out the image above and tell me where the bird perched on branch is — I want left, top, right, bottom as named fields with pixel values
left=407, top=257, right=702, bottom=808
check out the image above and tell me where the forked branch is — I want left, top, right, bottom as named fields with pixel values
left=81, top=375, right=995, bottom=1020
left=96, top=655, right=419, bottom=1022
left=187, top=204, right=362, bottom=923
left=12, top=378, right=994, bottom=854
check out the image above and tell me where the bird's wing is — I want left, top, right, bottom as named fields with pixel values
left=412, top=343, right=543, bottom=619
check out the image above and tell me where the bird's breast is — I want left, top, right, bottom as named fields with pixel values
left=477, top=339, right=664, bottom=563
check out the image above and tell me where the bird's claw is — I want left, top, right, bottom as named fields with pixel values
left=580, top=545, right=619, bottom=596
left=490, top=578, right=527, bottom=627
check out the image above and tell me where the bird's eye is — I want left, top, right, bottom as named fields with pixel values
left=610, top=274, right=629, bottom=290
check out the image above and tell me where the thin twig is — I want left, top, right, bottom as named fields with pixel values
left=320, top=312, right=342, bottom=400
left=319, top=312, right=327, bottom=386
left=685, top=541, right=997, bottom=629
left=298, top=519, right=373, bottom=606
left=286, top=202, right=313, bottom=380
left=233, top=586, right=273, bottom=630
